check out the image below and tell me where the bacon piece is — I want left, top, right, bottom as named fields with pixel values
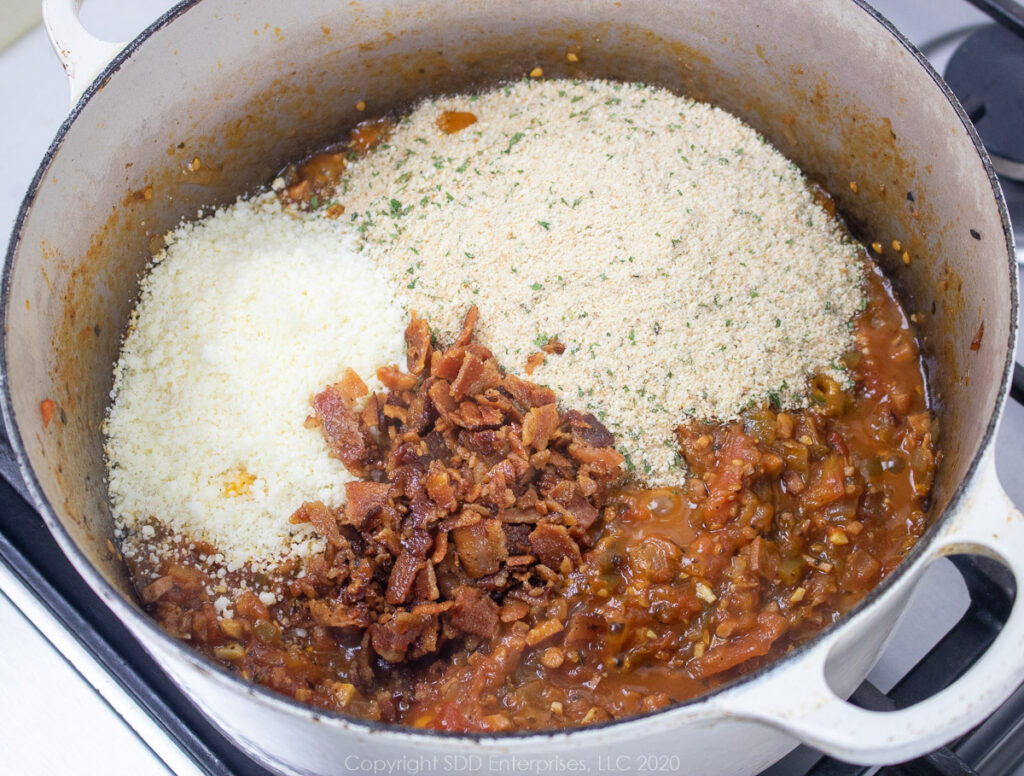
left=412, top=600, right=452, bottom=616
left=427, top=380, right=459, bottom=423
left=563, top=410, right=615, bottom=448
left=476, top=388, right=522, bottom=423
left=504, top=374, right=556, bottom=408
left=339, top=368, right=368, bottom=403
left=482, top=460, right=517, bottom=510
left=451, top=352, right=503, bottom=399
left=460, top=428, right=507, bottom=457
left=408, top=494, right=444, bottom=531
left=523, top=352, right=545, bottom=375
left=290, top=500, right=344, bottom=547
left=452, top=401, right=505, bottom=430
left=566, top=443, right=624, bottom=477
left=542, top=337, right=566, bottom=355
left=405, top=314, right=432, bottom=375
left=486, top=457, right=518, bottom=486
left=505, top=554, right=535, bottom=567
left=440, top=509, right=482, bottom=531
left=369, top=611, right=433, bottom=662
left=454, top=306, right=479, bottom=348
left=377, top=364, right=418, bottom=392
left=425, top=462, right=458, bottom=512
left=497, top=507, right=542, bottom=523
left=521, top=403, right=559, bottom=450
left=309, top=599, right=371, bottom=629
left=387, top=551, right=423, bottom=604
left=452, top=519, right=508, bottom=578
left=382, top=402, right=408, bottom=423
left=360, top=393, right=385, bottom=427
left=528, top=523, right=582, bottom=568
left=402, top=528, right=434, bottom=558
left=312, top=384, right=376, bottom=475
left=413, top=563, right=440, bottom=601
left=545, top=479, right=600, bottom=529
left=432, top=348, right=465, bottom=381
left=406, top=393, right=437, bottom=434
left=343, top=481, right=390, bottom=528
left=448, top=585, right=499, bottom=637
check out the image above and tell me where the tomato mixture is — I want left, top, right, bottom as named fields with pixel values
left=127, top=257, right=936, bottom=731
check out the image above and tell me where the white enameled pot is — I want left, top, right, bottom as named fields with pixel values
left=2, top=1, right=1021, bottom=774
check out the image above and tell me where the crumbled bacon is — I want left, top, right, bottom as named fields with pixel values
left=405, top=313, right=432, bottom=375
left=524, top=352, right=545, bottom=374
left=453, top=305, right=479, bottom=347
left=528, top=523, right=581, bottom=568
left=451, top=352, right=503, bottom=398
left=522, top=404, right=559, bottom=450
left=449, top=585, right=499, bottom=637
left=290, top=500, right=345, bottom=547
left=564, top=410, right=615, bottom=448
left=310, top=384, right=377, bottom=476
left=343, top=481, right=390, bottom=528
left=370, top=611, right=436, bottom=662
left=541, top=337, right=566, bottom=355
left=386, top=551, right=423, bottom=605
left=376, top=364, right=418, bottom=392
left=453, top=519, right=508, bottom=578
left=504, top=374, right=556, bottom=408
left=296, top=307, right=623, bottom=662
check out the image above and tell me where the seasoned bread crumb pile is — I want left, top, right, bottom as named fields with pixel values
left=338, top=79, right=864, bottom=481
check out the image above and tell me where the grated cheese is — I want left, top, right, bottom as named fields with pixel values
left=104, top=193, right=406, bottom=567
left=336, top=79, right=864, bottom=482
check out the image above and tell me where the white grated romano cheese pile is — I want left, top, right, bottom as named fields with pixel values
left=335, top=79, right=865, bottom=482
left=104, top=194, right=406, bottom=568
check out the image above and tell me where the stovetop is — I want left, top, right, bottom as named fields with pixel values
left=0, top=1, right=1022, bottom=775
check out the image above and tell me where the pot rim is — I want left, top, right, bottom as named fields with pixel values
left=1, top=0, right=1018, bottom=746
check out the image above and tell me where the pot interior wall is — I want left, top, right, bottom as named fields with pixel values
left=4, top=0, right=1011, bottom=603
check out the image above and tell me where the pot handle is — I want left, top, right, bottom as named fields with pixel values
left=41, top=0, right=130, bottom=107
left=709, top=453, right=1024, bottom=765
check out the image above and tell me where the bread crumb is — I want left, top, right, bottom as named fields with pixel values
left=335, top=79, right=863, bottom=483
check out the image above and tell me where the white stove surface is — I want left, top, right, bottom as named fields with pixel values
left=0, top=2, right=1020, bottom=774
